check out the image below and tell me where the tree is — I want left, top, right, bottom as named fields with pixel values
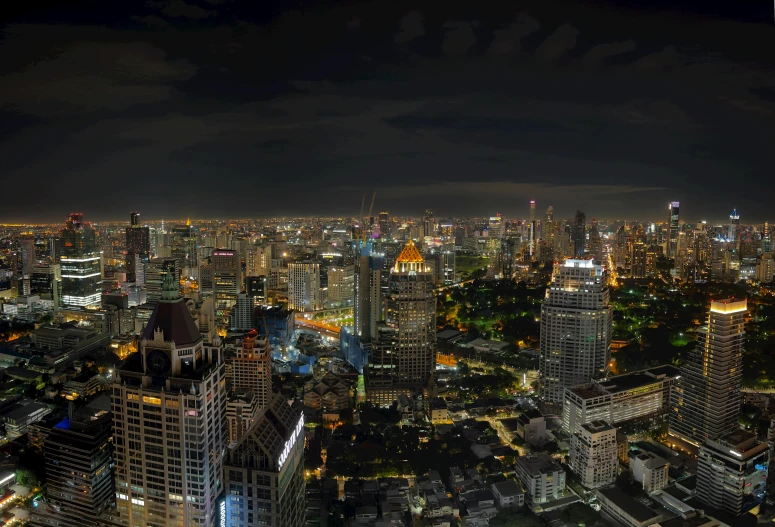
left=489, top=509, right=542, bottom=527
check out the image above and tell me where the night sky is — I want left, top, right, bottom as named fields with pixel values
left=1, top=0, right=774, bottom=223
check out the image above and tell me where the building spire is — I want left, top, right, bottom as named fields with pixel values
left=160, top=268, right=180, bottom=301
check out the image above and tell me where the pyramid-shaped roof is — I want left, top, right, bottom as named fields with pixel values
left=396, top=239, right=424, bottom=264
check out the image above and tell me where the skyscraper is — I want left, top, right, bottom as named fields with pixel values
left=572, top=210, right=586, bottom=258
left=729, top=209, right=740, bottom=243
left=126, top=212, right=150, bottom=283
left=538, top=260, right=612, bottom=413
left=669, top=298, right=746, bottom=445
left=213, top=249, right=242, bottom=322
left=288, top=261, right=321, bottom=311
left=365, top=240, right=436, bottom=403
left=112, top=270, right=226, bottom=527
left=60, top=213, right=102, bottom=309
left=21, top=237, right=36, bottom=277
left=666, top=202, right=680, bottom=259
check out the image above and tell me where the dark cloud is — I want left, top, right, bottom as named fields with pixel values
left=1, top=0, right=774, bottom=223
left=394, top=11, right=425, bottom=44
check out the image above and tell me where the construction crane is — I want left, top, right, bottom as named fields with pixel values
left=367, top=191, right=376, bottom=222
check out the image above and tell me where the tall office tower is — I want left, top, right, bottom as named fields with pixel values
left=28, top=402, right=118, bottom=527
left=729, top=209, right=740, bottom=244
left=588, top=218, right=602, bottom=263
left=213, top=249, right=242, bottom=322
left=538, top=260, right=612, bottom=413
left=126, top=212, right=151, bottom=283
left=489, top=215, right=503, bottom=240
left=696, top=430, right=768, bottom=517
left=630, top=242, right=647, bottom=278
left=354, top=245, right=384, bottom=342
left=368, top=240, right=436, bottom=399
left=378, top=211, right=390, bottom=238
left=145, top=257, right=180, bottom=304
left=112, top=271, right=226, bottom=527
left=669, top=299, right=745, bottom=445
left=530, top=200, right=536, bottom=224
left=246, top=246, right=270, bottom=277
left=171, top=223, right=197, bottom=271
left=21, top=237, right=35, bottom=277
left=60, top=213, right=102, bottom=309
left=428, top=251, right=456, bottom=286
left=288, top=262, right=321, bottom=311
left=572, top=210, right=586, bottom=258
left=666, top=202, right=680, bottom=259
left=223, top=393, right=306, bottom=527
left=328, top=265, right=354, bottom=303
left=423, top=209, right=435, bottom=238
left=568, top=420, right=618, bottom=489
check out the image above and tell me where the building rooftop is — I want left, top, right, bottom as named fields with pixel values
left=142, top=298, right=202, bottom=347
left=516, top=453, right=564, bottom=477
left=596, top=365, right=680, bottom=394
left=598, top=487, right=662, bottom=523
left=492, top=479, right=523, bottom=498
left=581, top=420, right=615, bottom=433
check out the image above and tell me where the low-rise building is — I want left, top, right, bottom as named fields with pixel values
left=491, top=480, right=524, bottom=508
left=516, top=409, right=546, bottom=446
left=630, top=451, right=669, bottom=494
left=62, top=371, right=102, bottom=400
left=563, top=365, right=679, bottom=434
left=515, top=453, right=566, bottom=505
left=597, top=488, right=663, bottom=527
left=569, top=420, right=618, bottom=489
left=303, top=372, right=351, bottom=411
left=426, top=398, right=449, bottom=423
left=1, top=400, right=52, bottom=439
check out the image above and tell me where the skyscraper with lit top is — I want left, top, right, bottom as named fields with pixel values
left=538, top=260, right=612, bottom=413
left=670, top=298, right=745, bottom=445
left=365, top=240, right=436, bottom=403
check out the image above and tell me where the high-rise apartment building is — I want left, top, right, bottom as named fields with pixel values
left=538, top=260, right=612, bottom=413
left=145, top=257, right=179, bottom=304
left=327, top=265, right=354, bottom=303
left=666, top=202, right=680, bottom=259
left=60, top=213, right=102, bottom=309
left=568, top=420, right=618, bottom=489
left=697, top=430, right=768, bottom=517
left=670, top=298, right=745, bottom=445
left=573, top=210, right=586, bottom=257
left=223, top=393, right=306, bottom=527
left=213, top=249, right=242, bottom=321
left=288, top=262, right=321, bottom=311
left=112, top=271, right=226, bottom=527
left=365, top=240, right=436, bottom=403
left=246, top=246, right=270, bottom=277
left=228, top=329, right=272, bottom=409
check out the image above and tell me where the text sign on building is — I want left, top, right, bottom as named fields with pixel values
left=278, top=415, right=305, bottom=469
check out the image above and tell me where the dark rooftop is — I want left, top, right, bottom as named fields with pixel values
left=142, top=298, right=201, bottom=347
left=599, top=488, right=661, bottom=523
left=597, top=364, right=680, bottom=394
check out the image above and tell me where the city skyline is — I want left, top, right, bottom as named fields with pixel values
left=2, top=0, right=775, bottom=221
